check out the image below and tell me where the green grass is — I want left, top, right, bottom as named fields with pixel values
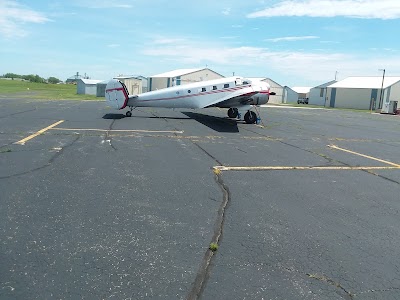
left=0, top=79, right=101, bottom=100
left=209, top=242, right=219, bottom=252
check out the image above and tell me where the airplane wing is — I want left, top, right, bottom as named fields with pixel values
left=202, top=85, right=265, bottom=109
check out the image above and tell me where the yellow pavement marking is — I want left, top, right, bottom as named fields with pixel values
left=50, top=128, right=184, bottom=134
left=14, top=120, right=65, bottom=145
left=329, top=145, right=400, bottom=167
left=214, top=165, right=400, bottom=172
left=214, top=144, right=400, bottom=172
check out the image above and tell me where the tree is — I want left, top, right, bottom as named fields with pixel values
left=4, top=73, right=21, bottom=79
left=48, top=76, right=61, bottom=84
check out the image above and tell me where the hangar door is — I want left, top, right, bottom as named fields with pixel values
left=330, top=88, right=337, bottom=108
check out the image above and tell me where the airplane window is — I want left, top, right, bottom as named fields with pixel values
left=224, top=84, right=229, bottom=88
left=243, top=81, right=249, bottom=85
left=202, top=87, right=206, bottom=92
left=188, top=90, right=191, bottom=93
left=213, top=86, right=217, bottom=90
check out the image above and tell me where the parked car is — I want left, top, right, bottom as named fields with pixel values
left=297, top=97, right=309, bottom=104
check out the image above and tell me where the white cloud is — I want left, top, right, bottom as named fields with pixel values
left=266, top=36, right=319, bottom=42
left=140, top=37, right=400, bottom=85
left=247, top=0, right=400, bottom=20
left=73, top=0, right=133, bottom=9
left=222, top=8, right=231, bottom=15
left=107, top=44, right=120, bottom=48
left=152, top=38, right=186, bottom=45
left=0, top=0, right=50, bottom=38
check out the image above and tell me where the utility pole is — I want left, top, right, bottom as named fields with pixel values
left=378, top=69, right=385, bottom=109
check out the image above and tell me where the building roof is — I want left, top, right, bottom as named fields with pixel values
left=329, top=76, right=400, bottom=89
left=150, top=68, right=206, bottom=78
left=79, top=79, right=103, bottom=85
left=292, top=87, right=312, bottom=94
left=312, top=80, right=337, bottom=89
left=114, top=75, right=147, bottom=80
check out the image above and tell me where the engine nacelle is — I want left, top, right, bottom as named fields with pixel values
left=249, top=92, right=270, bottom=105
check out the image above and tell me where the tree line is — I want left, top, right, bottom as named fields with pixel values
left=1, top=73, right=62, bottom=84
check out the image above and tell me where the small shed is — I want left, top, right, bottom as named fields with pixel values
left=96, top=80, right=109, bottom=97
left=148, top=68, right=224, bottom=91
left=77, top=79, right=103, bottom=95
left=114, top=75, right=148, bottom=95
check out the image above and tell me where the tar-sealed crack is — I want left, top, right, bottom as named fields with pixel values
left=191, top=142, right=224, bottom=166
left=186, top=142, right=229, bottom=300
left=187, top=171, right=230, bottom=300
left=105, top=119, right=117, bottom=151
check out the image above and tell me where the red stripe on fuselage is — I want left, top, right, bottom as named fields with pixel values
left=135, top=85, right=255, bottom=102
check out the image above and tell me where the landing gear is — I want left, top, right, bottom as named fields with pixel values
left=227, top=108, right=239, bottom=118
left=126, top=107, right=134, bottom=117
left=244, top=111, right=257, bottom=124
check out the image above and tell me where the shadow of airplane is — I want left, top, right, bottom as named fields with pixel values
left=102, top=113, right=125, bottom=120
left=103, top=111, right=240, bottom=133
left=182, top=111, right=239, bottom=133
left=102, top=113, right=190, bottom=121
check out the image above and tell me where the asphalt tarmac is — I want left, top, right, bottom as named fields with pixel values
left=0, top=97, right=399, bottom=300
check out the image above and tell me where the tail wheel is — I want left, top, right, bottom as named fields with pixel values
left=227, top=108, right=239, bottom=118
left=244, top=111, right=257, bottom=124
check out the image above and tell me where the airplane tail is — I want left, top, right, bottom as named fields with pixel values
left=105, top=79, right=129, bottom=110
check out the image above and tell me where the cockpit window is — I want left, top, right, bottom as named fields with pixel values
left=235, top=78, right=251, bottom=86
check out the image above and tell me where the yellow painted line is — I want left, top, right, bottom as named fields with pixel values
left=14, top=120, right=65, bottom=145
left=213, top=165, right=400, bottom=172
left=50, top=128, right=184, bottom=134
left=329, top=145, right=400, bottom=167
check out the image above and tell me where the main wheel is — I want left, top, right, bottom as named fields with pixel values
left=227, top=108, right=239, bottom=118
left=126, top=111, right=132, bottom=117
left=244, top=111, right=257, bottom=124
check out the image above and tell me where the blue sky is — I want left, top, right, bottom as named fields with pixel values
left=1, top=0, right=400, bottom=87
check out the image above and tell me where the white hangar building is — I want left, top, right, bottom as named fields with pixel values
left=148, top=68, right=224, bottom=91
left=250, top=78, right=298, bottom=104
left=260, top=78, right=284, bottom=104
left=326, top=76, right=400, bottom=111
left=308, top=80, right=337, bottom=106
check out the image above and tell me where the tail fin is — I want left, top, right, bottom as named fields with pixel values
left=105, top=79, right=129, bottom=109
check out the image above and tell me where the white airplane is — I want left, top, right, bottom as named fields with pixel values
left=105, top=76, right=275, bottom=124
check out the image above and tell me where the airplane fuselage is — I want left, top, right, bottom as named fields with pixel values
left=105, top=76, right=272, bottom=124
left=129, top=78, right=253, bottom=109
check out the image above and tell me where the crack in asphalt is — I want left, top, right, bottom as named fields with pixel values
left=242, top=126, right=400, bottom=185
left=0, top=107, right=37, bottom=119
left=0, top=135, right=80, bottom=180
left=306, top=273, right=354, bottom=299
left=186, top=142, right=230, bottom=300
left=186, top=171, right=230, bottom=300
left=191, top=142, right=224, bottom=166
left=104, top=119, right=117, bottom=151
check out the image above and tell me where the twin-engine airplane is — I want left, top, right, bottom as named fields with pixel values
left=105, top=76, right=274, bottom=124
